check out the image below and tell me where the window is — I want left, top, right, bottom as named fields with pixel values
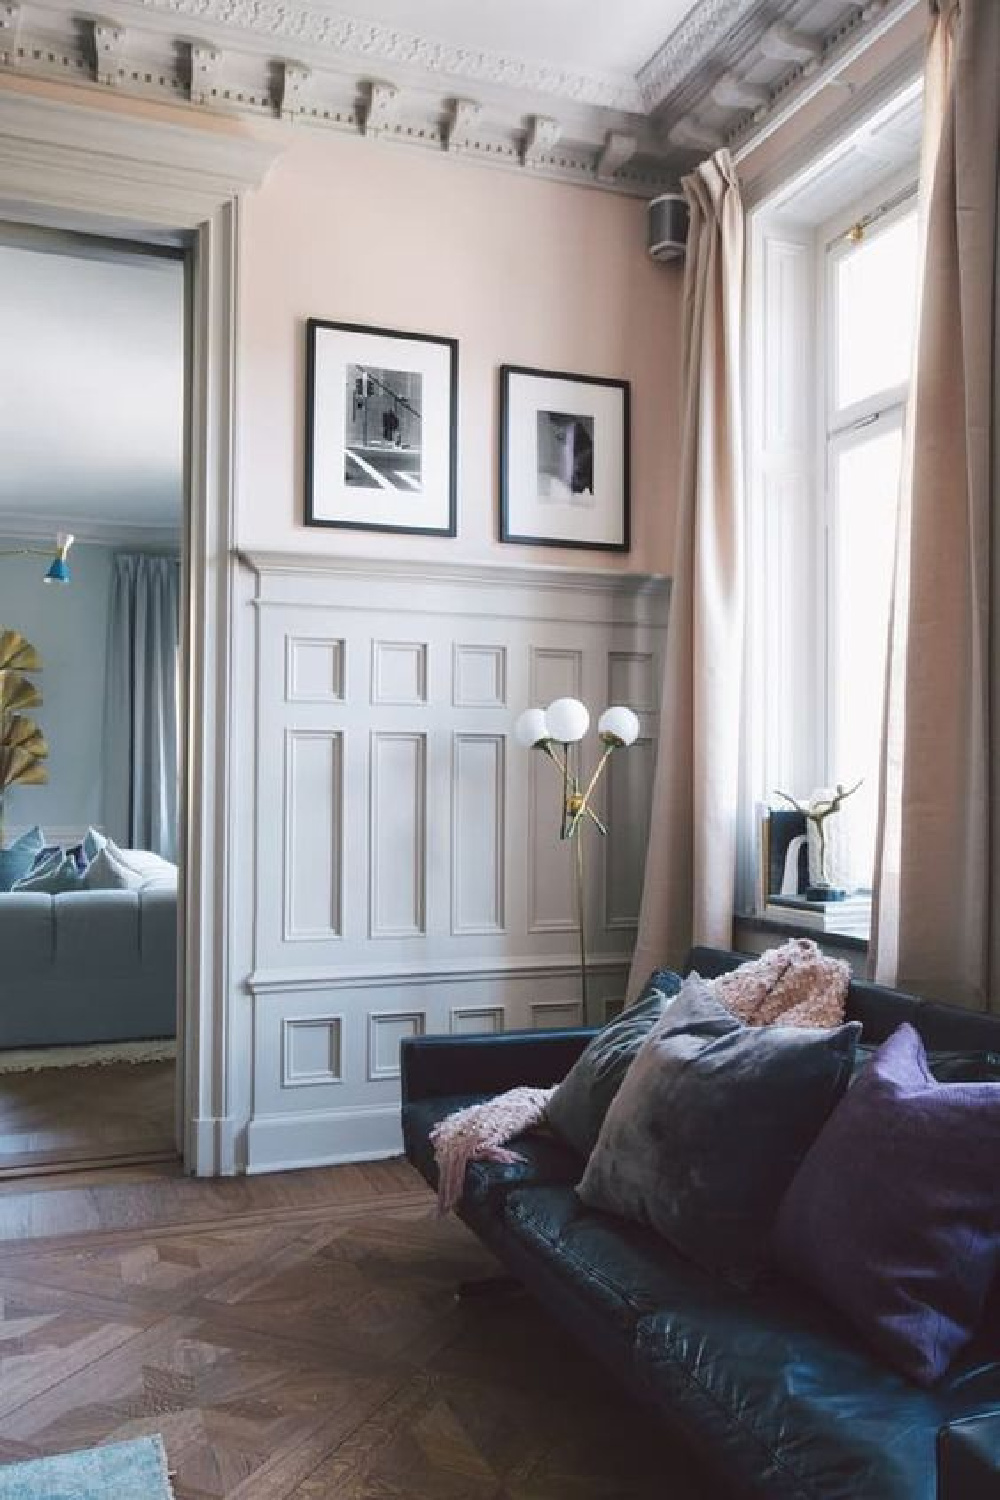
left=822, top=199, right=919, bottom=889
left=744, top=162, right=922, bottom=927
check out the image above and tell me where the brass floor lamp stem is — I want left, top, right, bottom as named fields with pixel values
left=574, top=831, right=588, bottom=1021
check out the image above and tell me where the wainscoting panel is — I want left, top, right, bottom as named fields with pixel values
left=241, top=556, right=667, bottom=1171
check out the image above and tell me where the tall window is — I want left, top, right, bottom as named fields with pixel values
left=822, top=199, right=920, bottom=888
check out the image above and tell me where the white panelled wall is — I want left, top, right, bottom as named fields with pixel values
left=238, top=554, right=666, bottom=1172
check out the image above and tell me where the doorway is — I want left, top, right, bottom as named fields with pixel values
left=0, top=222, right=188, bottom=1176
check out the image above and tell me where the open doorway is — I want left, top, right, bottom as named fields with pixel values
left=0, top=223, right=187, bottom=1175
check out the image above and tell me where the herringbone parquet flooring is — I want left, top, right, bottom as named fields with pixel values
left=0, top=1166, right=710, bottom=1499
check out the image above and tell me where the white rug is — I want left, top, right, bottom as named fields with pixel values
left=0, top=1039, right=176, bottom=1075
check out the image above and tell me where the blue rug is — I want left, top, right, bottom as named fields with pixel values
left=0, top=1437, right=174, bottom=1498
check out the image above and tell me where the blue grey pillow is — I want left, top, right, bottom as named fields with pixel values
left=545, top=969, right=683, bottom=1159
left=0, top=826, right=45, bottom=889
left=13, top=852, right=85, bottom=893
left=577, top=974, right=861, bottom=1284
left=82, top=826, right=106, bottom=864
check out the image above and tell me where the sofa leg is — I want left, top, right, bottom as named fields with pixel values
left=455, top=1274, right=524, bottom=1302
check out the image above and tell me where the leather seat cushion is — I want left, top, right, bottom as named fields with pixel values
left=501, top=1184, right=1000, bottom=1500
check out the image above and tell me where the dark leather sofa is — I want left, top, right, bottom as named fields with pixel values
left=401, top=946, right=1000, bottom=1500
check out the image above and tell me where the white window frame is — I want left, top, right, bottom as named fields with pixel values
left=817, top=185, right=916, bottom=797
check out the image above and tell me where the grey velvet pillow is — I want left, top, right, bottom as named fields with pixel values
left=545, top=969, right=683, bottom=1159
left=577, top=973, right=861, bottom=1284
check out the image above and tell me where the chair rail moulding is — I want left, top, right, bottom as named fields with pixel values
left=238, top=551, right=670, bottom=627
left=0, top=83, right=285, bottom=226
left=235, top=549, right=669, bottom=1173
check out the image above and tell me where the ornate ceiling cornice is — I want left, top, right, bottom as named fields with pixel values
left=637, top=0, right=757, bottom=112
left=1, top=0, right=922, bottom=198
left=133, top=0, right=644, bottom=112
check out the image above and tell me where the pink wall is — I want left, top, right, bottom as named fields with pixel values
left=239, top=131, right=681, bottom=573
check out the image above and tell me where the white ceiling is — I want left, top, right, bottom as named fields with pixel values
left=307, top=0, right=703, bottom=77
left=0, top=240, right=184, bottom=540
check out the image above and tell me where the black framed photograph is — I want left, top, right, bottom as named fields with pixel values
left=306, top=318, right=458, bottom=536
left=499, top=364, right=630, bottom=551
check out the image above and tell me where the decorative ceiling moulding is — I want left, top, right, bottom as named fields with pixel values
left=0, top=9, right=679, bottom=195
left=129, top=0, right=645, bottom=113
left=638, top=0, right=786, bottom=114
left=0, top=0, right=924, bottom=199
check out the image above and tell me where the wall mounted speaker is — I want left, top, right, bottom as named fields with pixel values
left=647, top=194, right=690, bottom=262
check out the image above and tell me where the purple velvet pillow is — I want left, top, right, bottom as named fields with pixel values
left=773, top=1022, right=1000, bottom=1386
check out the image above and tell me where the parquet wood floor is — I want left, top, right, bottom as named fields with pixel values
left=0, top=1161, right=710, bottom=1498
left=0, top=1060, right=176, bottom=1176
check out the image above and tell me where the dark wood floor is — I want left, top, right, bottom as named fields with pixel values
left=0, top=1160, right=710, bottom=1499
left=0, top=1059, right=177, bottom=1176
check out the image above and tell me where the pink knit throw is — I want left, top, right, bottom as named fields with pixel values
left=710, top=937, right=850, bottom=1027
left=430, top=1086, right=554, bottom=1213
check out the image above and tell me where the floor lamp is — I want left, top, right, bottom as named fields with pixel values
left=515, top=697, right=639, bottom=1021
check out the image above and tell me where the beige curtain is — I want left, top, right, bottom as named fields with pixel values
left=871, top=0, right=1000, bottom=1007
left=627, top=149, right=745, bottom=993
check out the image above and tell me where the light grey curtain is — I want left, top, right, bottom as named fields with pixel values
left=871, top=0, right=1000, bottom=1007
left=103, top=553, right=180, bottom=861
left=627, top=149, right=745, bottom=991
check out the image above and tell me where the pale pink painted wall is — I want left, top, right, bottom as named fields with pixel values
left=239, top=131, right=681, bottom=573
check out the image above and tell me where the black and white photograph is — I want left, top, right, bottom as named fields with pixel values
left=306, top=319, right=457, bottom=536
left=536, top=409, right=594, bottom=503
left=500, top=365, right=629, bottom=551
left=344, top=365, right=423, bottom=491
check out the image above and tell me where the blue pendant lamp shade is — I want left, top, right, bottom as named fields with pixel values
left=43, top=532, right=73, bottom=585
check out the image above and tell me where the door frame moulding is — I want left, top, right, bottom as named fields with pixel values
left=0, top=81, right=284, bottom=1175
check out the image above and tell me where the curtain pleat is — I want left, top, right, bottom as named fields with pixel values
left=103, top=553, right=180, bottom=861
left=871, top=0, right=1000, bottom=1008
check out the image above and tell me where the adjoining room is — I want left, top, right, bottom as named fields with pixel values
left=0, top=228, right=184, bottom=1174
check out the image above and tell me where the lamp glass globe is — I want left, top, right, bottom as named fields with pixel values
left=598, top=706, right=640, bottom=747
left=514, top=707, right=550, bottom=748
left=546, top=697, right=590, bottom=744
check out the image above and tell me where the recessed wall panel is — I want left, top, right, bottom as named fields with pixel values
left=282, top=1017, right=343, bottom=1087
left=450, top=1005, right=505, bottom=1035
left=452, top=733, right=505, bottom=934
left=605, top=736, right=654, bottom=929
left=531, top=1000, right=583, bottom=1030
left=368, top=1011, right=425, bottom=1080
left=370, top=731, right=427, bottom=937
left=608, top=650, right=655, bottom=713
left=286, top=635, right=344, bottom=702
left=453, top=644, right=506, bottom=708
left=372, top=640, right=427, bottom=705
left=284, top=730, right=343, bottom=941
left=528, top=647, right=582, bottom=933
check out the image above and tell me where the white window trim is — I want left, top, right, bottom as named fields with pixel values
left=816, top=185, right=916, bottom=793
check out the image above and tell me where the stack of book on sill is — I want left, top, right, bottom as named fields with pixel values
left=764, top=892, right=872, bottom=937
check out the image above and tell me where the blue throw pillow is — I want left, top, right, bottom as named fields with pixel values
left=82, top=826, right=107, bottom=864
left=0, top=826, right=45, bottom=890
left=577, top=973, right=861, bottom=1285
left=546, top=969, right=683, bottom=1158
left=13, top=852, right=85, bottom=893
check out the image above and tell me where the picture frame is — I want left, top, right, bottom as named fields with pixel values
left=305, top=318, right=458, bottom=536
left=499, top=364, right=630, bottom=552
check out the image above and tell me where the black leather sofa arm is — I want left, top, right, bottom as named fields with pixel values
left=938, top=1412, right=1000, bottom=1499
left=400, top=1028, right=595, bottom=1105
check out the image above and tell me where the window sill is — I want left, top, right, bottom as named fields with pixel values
left=733, top=913, right=869, bottom=975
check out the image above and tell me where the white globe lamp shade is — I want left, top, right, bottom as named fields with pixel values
left=598, top=705, right=640, bottom=747
left=514, top=707, right=550, bottom=748
left=546, top=697, right=590, bottom=744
